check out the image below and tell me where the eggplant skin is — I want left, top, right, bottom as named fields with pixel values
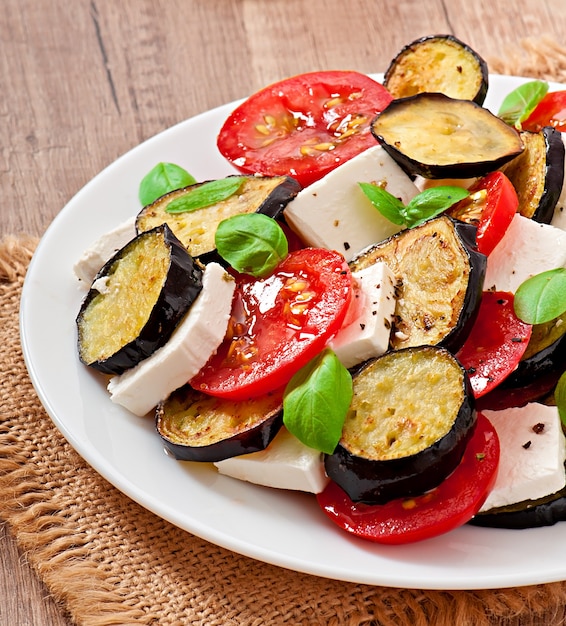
left=156, top=384, right=283, bottom=462
left=325, top=346, right=476, bottom=504
left=384, top=34, right=489, bottom=105
left=371, top=92, right=524, bottom=180
left=471, top=485, right=566, bottom=529
left=136, top=174, right=301, bottom=264
left=350, top=216, right=486, bottom=353
left=501, top=126, right=565, bottom=224
left=77, top=224, right=203, bottom=375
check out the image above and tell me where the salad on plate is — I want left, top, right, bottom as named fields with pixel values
left=72, top=34, right=566, bottom=546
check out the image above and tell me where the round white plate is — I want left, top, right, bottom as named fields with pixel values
left=20, top=74, right=566, bottom=590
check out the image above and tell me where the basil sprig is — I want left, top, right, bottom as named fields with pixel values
left=215, top=213, right=288, bottom=278
left=283, top=348, right=352, bottom=454
left=514, top=268, right=566, bottom=324
left=139, top=162, right=196, bottom=206
left=556, top=371, right=566, bottom=428
left=498, top=80, right=549, bottom=129
left=166, top=176, right=246, bottom=214
left=359, top=183, right=469, bottom=229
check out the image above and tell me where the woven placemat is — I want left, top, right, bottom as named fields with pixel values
left=2, top=38, right=566, bottom=626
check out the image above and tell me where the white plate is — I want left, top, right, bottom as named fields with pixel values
left=20, top=74, right=566, bottom=590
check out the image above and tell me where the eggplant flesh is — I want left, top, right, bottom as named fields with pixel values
left=371, top=92, right=524, bottom=179
left=77, top=224, right=203, bottom=375
left=136, top=174, right=301, bottom=264
left=325, top=346, right=476, bottom=504
left=500, top=126, right=565, bottom=223
left=156, top=384, right=283, bottom=462
left=384, top=34, right=488, bottom=105
left=349, top=216, right=486, bottom=353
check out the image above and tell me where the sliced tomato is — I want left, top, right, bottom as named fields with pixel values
left=522, top=91, right=566, bottom=132
left=191, top=248, right=352, bottom=401
left=317, top=412, right=499, bottom=545
left=217, top=71, right=393, bottom=188
left=456, top=291, right=532, bottom=398
left=448, top=171, right=518, bottom=255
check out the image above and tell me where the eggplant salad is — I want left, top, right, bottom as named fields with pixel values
left=74, top=34, right=566, bottom=545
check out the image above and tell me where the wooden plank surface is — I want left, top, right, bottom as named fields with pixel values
left=2, top=1, right=566, bottom=624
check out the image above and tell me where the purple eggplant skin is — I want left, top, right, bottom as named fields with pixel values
left=325, top=346, right=477, bottom=505
left=77, top=224, right=203, bottom=375
left=383, top=34, right=489, bottom=106
left=156, top=385, right=284, bottom=463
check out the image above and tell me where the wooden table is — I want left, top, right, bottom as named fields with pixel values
left=3, top=1, right=566, bottom=624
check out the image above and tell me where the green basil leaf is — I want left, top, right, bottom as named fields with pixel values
left=514, top=268, right=566, bottom=324
left=139, top=162, right=196, bottom=206
left=402, top=186, right=470, bottom=228
left=556, top=371, right=566, bottom=428
left=166, top=176, right=245, bottom=214
left=215, top=213, right=288, bottom=278
left=498, top=80, right=549, bottom=128
left=359, top=182, right=407, bottom=226
left=283, top=348, right=353, bottom=454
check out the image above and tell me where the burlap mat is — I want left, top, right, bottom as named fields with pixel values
left=3, top=38, right=566, bottom=626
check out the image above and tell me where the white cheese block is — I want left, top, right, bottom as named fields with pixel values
left=283, top=145, right=419, bottom=261
left=480, top=403, right=566, bottom=512
left=107, top=263, right=235, bottom=416
left=74, top=216, right=137, bottom=285
left=214, top=427, right=329, bottom=494
left=330, top=261, right=396, bottom=368
left=484, top=213, right=566, bottom=293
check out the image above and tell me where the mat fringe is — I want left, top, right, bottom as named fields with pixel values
left=4, top=36, right=566, bottom=626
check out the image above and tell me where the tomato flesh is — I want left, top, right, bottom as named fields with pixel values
left=191, top=248, right=352, bottom=401
left=216, top=71, right=393, bottom=187
left=522, top=91, right=566, bottom=132
left=449, top=171, right=518, bottom=256
left=317, top=413, right=500, bottom=544
left=456, top=291, right=533, bottom=398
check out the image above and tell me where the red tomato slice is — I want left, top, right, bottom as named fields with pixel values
left=522, top=91, right=566, bottom=132
left=449, top=171, right=518, bottom=256
left=317, top=413, right=500, bottom=545
left=191, top=248, right=352, bottom=400
left=456, top=291, right=532, bottom=398
left=217, top=71, right=393, bottom=188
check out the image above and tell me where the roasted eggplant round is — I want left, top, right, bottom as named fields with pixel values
left=349, top=215, right=486, bottom=353
left=324, top=346, right=476, bottom=504
left=471, top=484, right=566, bottom=529
left=383, top=34, right=488, bottom=105
left=136, top=174, right=301, bottom=264
left=371, top=92, right=524, bottom=179
left=500, top=311, right=566, bottom=390
left=500, top=126, right=565, bottom=223
left=156, top=384, right=284, bottom=462
left=77, top=224, right=203, bottom=375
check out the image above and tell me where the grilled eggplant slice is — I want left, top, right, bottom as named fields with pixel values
left=500, top=126, right=565, bottom=223
left=325, top=346, right=476, bottom=504
left=156, top=384, right=283, bottom=462
left=384, top=34, right=488, bottom=105
left=500, top=311, right=566, bottom=390
left=350, top=215, right=486, bottom=352
left=471, top=484, right=566, bottom=529
left=371, top=93, right=524, bottom=179
left=136, top=174, right=301, bottom=264
left=77, top=224, right=203, bottom=375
